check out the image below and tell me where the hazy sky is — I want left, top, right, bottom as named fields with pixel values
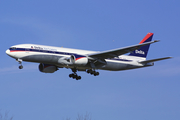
left=0, top=0, right=180, bottom=120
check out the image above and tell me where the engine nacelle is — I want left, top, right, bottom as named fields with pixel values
left=73, top=55, right=88, bottom=66
left=58, top=55, right=88, bottom=66
left=39, top=63, right=58, bottom=73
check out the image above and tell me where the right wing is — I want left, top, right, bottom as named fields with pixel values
left=88, top=40, right=159, bottom=59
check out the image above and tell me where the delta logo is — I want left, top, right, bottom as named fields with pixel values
left=135, top=50, right=145, bottom=54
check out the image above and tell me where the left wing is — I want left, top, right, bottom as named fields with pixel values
left=88, top=40, right=159, bottom=59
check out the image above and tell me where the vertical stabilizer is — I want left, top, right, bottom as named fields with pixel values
left=129, top=33, right=154, bottom=58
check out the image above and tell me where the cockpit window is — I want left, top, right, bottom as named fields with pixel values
left=10, top=47, right=17, bottom=50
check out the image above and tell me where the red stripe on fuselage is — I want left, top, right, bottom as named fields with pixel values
left=139, top=33, right=154, bottom=44
left=10, top=50, right=25, bottom=52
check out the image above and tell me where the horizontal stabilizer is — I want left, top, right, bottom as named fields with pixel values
left=139, top=57, right=172, bottom=64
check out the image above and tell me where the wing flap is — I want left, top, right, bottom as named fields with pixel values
left=139, top=57, right=172, bottom=64
left=88, top=40, right=159, bottom=59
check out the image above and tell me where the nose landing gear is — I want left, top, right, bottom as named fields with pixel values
left=17, top=59, right=23, bottom=69
left=19, top=65, right=23, bottom=69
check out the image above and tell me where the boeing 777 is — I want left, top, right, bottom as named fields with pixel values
left=6, top=33, right=171, bottom=80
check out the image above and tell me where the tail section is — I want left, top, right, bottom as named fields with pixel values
left=129, top=33, right=154, bottom=58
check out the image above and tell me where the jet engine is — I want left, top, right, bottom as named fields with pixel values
left=58, top=55, right=88, bottom=66
left=71, top=55, right=88, bottom=66
left=39, top=63, right=58, bottom=73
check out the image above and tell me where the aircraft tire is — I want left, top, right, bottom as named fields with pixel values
left=78, top=76, right=81, bottom=80
left=96, top=72, right=99, bottom=76
left=19, top=65, right=23, bottom=69
left=76, top=76, right=81, bottom=80
left=69, top=74, right=73, bottom=78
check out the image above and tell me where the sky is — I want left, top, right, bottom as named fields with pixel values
left=0, top=0, right=180, bottom=120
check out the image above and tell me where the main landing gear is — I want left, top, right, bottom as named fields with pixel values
left=69, top=73, right=81, bottom=80
left=87, top=69, right=99, bottom=76
left=69, top=68, right=99, bottom=80
left=69, top=68, right=81, bottom=80
left=17, top=59, right=23, bottom=69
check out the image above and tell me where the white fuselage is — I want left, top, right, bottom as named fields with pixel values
left=6, top=44, right=152, bottom=71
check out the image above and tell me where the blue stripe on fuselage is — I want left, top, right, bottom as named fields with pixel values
left=9, top=48, right=132, bottom=62
left=10, top=48, right=86, bottom=59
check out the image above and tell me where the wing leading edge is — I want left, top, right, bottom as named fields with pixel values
left=88, top=40, right=159, bottom=59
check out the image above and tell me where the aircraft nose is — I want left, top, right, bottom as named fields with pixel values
left=6, top=48, right=17, bottom=58
left=6, top=49, right=10, bottom=55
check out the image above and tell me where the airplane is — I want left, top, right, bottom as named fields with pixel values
left=6, top=33, right=171, bottom=80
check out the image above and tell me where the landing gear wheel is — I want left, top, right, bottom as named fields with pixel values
left=87, top=69, right=99, bottom=76
left=69, top=68, right=82, bottom=80
left=69, top=73, right=81, bottom=80
left=19, top=65, right=23, bottom=69
left=72, top=74, right=77, bottom=79
left=95, top=72, right=99, bottom=76
left=69, top=74, right=73, bottom=78
left=76, top=76, right=81, bottom=80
